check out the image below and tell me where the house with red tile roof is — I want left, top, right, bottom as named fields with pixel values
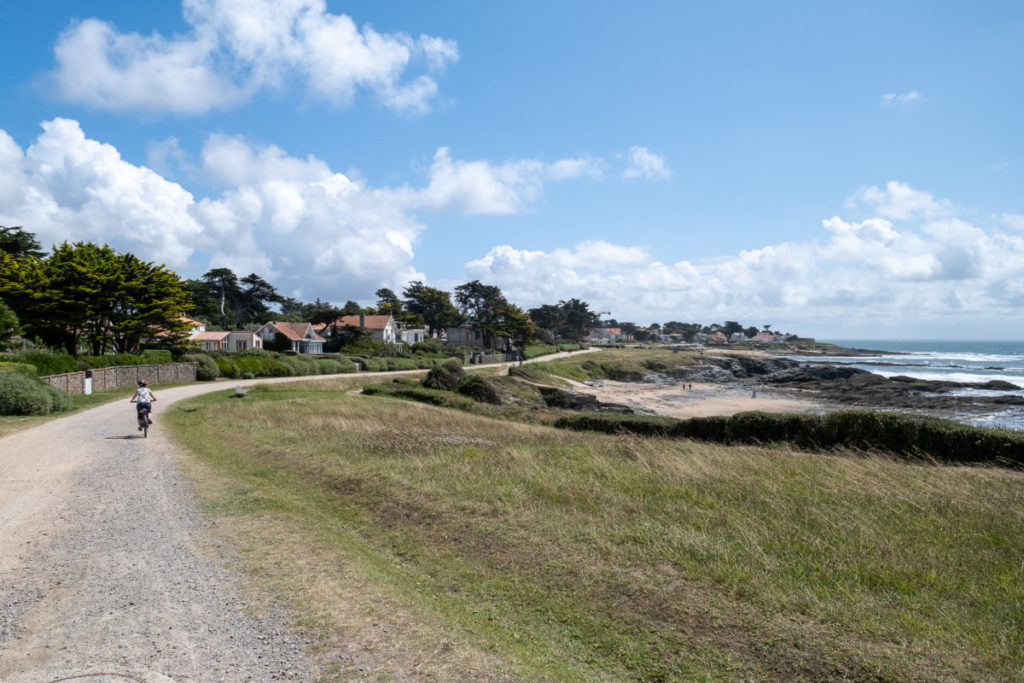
left=256, top=321, right=325, bottom=354
left=315, top=314, right=398, bottom=344
left=191, top=330, right=263, bottom=352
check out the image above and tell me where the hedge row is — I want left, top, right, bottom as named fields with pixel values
left=351, top=355, right=444, bottom=372
left=524, top=344, right=558, bottom=359
left=0, top=364, right=72, bottom=415
left=210, top=353, right=358, bottom=380
left=6, top=349, right=176, bottom=375
left=555, top=410, right=1024, bottom=467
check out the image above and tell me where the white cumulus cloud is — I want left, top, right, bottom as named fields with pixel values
left=47, top=0, right=459, bottom=115
left=623, top=146, right=671, bottom=180
left=400, top=147, right=602, bottom=214
left=848, top=180, right=954, bottom=221
left=461, top=188, right=1024, bottom=337
left=0, top=119, right=608, bottom=302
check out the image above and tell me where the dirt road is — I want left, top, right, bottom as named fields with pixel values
left=0, top=379, right=324, bottom=682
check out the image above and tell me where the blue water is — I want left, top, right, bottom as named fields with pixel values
left=789, top=340, right=1024, bottom=431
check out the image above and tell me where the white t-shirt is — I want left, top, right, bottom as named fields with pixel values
left=134, top=387, right=154, bottom=402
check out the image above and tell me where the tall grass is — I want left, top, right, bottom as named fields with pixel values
left=167, top=381, right=1024, bottom=681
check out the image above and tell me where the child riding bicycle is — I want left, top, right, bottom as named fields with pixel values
left=129, top=379, right=157, bottom=431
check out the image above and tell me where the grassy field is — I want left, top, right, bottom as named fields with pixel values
left=166, top=377, right=1024, bottom=681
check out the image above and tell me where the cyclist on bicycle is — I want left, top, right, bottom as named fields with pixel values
left=129, top=379, right=157, bottom=430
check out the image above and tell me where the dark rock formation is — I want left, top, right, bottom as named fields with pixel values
left=538, top=387, right=634, bottom=413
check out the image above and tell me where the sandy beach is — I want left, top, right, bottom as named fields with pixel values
left=568, top=378, right=824, bottom=419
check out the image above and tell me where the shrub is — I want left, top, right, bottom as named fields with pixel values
left=0, top=372, right=57, bottom=415
left=362, top=384, right=475, bottom=409
left=524, top=344, right=559, bottom=359
left=458, top=374, right=502, bottom=404
left=422, top=359, right=465, bottom=391
left=140, top=349, right=174, bottom=364
left=410, top=338, right=447, bottom=355
left=45, top=384, right=72, bottom=412
left=0, top=361, right=40, bottom=378
left=555, top=410, right=1024, bottom=467
left=557, top=343, right=581, bottom=352
left=11, top=351, right=78, bottom=376
left=384, top=357, right=419, bottom=371
left=215, top=358, right=240, bottom=379
left=184, top=354, right=221, bottom=381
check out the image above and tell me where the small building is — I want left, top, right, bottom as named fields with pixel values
left=445, top=325, right=510, bottom=351
left=317, top=314, right=399, bottom=344
left=396, top=321, right=426, bottom=345
left=191, top=330, right=263, bottom=352
left=257, top=322, right=325, bottom=354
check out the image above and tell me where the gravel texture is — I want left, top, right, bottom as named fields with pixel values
left=0, top=382, right=320, bottom=682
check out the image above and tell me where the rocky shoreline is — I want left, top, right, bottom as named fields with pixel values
left=668, top=355, right=1024, bottom=423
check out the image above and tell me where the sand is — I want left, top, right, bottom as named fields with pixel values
left=568, top=379, right=823, bottom=419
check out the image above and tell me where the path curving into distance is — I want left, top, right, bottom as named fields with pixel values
left=0, top=350, right=595, bottom=682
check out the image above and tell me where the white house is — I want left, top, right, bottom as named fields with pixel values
left=396, top=321, right=427, bottom=345
left=316, top=314, right=399, bottom=344
left=191, top=330, right=263, bottom=352
left=257, top=322, right=325, bottom=354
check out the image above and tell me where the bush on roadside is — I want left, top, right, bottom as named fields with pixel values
left=215, top=358, right=240, bottom=379
left=184, top=354, right=220, bottom=381
left=0, top=361, right=40, bottom=378
left=0, top=371, right=71, bottom=415
left=45, top=384, right=72, bottom=412
left=10, top=351, right=77, bottom=376
left=524, top=344, right=559, bottom=359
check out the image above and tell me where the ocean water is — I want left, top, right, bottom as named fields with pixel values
left=789, top=339, right=1024, bottom=431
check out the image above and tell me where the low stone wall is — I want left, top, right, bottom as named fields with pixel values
left=42, top=362, right=197, bottom=396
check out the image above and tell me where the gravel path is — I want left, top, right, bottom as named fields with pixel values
left=0, top=380, right=320, bottom=683
left=0, top=351, right=596, bottom=682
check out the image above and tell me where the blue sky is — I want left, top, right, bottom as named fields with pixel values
left=1, top=1, right=1022, bottom=339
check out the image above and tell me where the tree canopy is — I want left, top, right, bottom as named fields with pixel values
left=0, top=240, right=192, bottom=355
left=403, top=281, right=462, bottom=337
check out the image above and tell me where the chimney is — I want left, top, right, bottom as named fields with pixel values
left=359, top=313, right=365, bottom=327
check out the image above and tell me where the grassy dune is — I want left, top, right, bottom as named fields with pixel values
left=167, top=378, right=1023, bottom=681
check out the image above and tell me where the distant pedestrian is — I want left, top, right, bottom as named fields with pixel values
left=751, top=389, right=757, bottom=399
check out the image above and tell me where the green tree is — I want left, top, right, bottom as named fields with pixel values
left=201, top=267, right=241, bottom=329
left=0, top=299, right=20, bottom=349
left=0, top=242, right=191, bottom=355
left=454, top=280, right=510, bottom=348
left=0, top=226, right=45, bottom=259
left=403, top=281, right=462, bottom=337
left=495, top=303, right=534, bottom=359
left=722, top=321, right=744, bottom=337
left=238, top=273, right=281, bottom=325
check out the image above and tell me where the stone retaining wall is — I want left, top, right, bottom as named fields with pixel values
left=41, top=362, right=197, bottom=395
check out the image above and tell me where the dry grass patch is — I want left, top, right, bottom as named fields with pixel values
left=168, top=382, right=1024, bottom=681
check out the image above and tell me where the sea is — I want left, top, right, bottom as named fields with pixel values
left=788, top=340, right=1024, bottom=431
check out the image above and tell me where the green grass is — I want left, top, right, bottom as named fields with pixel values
left=166, top=379, right=1024, bottom=681
left=0, top=379, right=198, bottom=438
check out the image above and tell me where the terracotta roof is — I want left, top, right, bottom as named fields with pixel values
left=264, top=321, right=324, bottom=342
left=336, top=315, right=394, bottom=330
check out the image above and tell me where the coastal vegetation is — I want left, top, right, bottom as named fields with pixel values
left=166, top=375, right=1024, bottom=680
left=557, top=410, right=1024, bottom=467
